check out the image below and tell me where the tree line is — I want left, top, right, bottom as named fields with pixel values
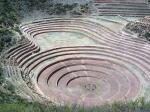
left=0, top=0, right=90, bottom=53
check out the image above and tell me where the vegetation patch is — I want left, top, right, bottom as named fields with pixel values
left=126, top=17, right=150, bottom=41
left=1, top=98, right=150, bottom=112
left=0, top=28, right=17, bottom=52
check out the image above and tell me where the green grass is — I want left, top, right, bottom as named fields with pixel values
left=1, top=98, right=150, bottom=112
left=0, top=103, right=26, bottom=112
left=0, top=102, right=55, bottom=112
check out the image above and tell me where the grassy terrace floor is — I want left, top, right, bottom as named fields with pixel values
left=35, top=32, right=98, bottom=51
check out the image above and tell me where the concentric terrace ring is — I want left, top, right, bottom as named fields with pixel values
left=37, top=54, right=141, bottom=106
left=9, top=18, right=150, bottom=106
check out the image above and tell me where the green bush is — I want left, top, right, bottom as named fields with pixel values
left=145, top=32, right=150, bottom=40
left=0, top=67, right=3, bottom=85
left=0, top=28, right=16, bottom=52
left=80, top=4, right=89, bottom=13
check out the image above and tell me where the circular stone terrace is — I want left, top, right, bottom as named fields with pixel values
left=6, top=16, right=150, bottom=107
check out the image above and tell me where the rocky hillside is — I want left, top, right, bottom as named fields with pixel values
left=126, top=16, right=150, bottom=41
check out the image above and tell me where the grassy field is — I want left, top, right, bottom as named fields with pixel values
left=35, top=32, right=98, bottom=50
left=1, top=98, right=150, bottom=112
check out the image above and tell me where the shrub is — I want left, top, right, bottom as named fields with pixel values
left=145, top=32, right=150, bottom=40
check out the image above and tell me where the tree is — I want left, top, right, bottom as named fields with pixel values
left=0, top=0, right=18, bottom=27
